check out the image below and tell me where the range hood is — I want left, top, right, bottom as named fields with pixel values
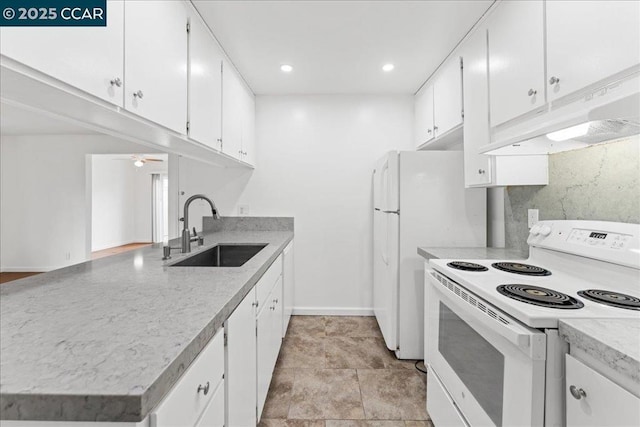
left=482, top=71, right=640, bottom=155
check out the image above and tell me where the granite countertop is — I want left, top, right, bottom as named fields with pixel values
left=0, top=223, right=293, bottom=422
left=559, top=318, right=640, bottom=385
left=417, top=246, right=527, bottom=261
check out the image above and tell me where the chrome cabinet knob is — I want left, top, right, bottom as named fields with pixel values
left=133, top=90, right=144, bottom=99
left=434, top=125, right=439, bottom=131
left=478, top=169, right=486, bottom=174
left=217, top=138, right=222, bottom=142
left=110, top=77, right=122, bottom=87
left=528, top=89, right=537, bottom=96
left=270, top=306, right=276, bottom=311
left=427, top=129, right=432, bottom=134
left=549, top=76, right=560, bottom=85
left=197, top=381, right=210, bottom=395
left=251, top=301, right=259, bottom=308
left=273, top=298, right=279, bottom=304
left=569, top=385, right=586, bottom=400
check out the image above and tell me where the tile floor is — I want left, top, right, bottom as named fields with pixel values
left=259, top=316, right=433, bottom=427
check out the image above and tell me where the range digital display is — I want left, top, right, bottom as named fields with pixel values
left=589, top=232, right=607, bottom=240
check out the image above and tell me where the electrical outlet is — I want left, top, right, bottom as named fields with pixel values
left=528, top=209, right=539, bottom=229
left=238, top=205, right=250, bottom=216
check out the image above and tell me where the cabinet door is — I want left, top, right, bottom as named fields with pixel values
left=124, top=0, right=188, bottom=134
left=461, top=27, right=492, bottom=187
left=414, top=83, right=435, bottom=147
left=188, top=11, right=223, bottom=149
left=256, top=301, right=273, bottom=421
left=227, top=289, right=257, bottom=427
left=433, top=56, right=463, bottom=137
left=282, top=241, right=295, bottom=337
left=240, top=86, right=256, bottom=165
left=0, top=0, right=124, bottom=106
left=195, top=380, right=225, bottom=427
left=222, top=61, right=244, bottom=160
left=565, top=355, right=640, bottom=427
left=488, top=0, right=545, bottom=127
left=546, top=1, right=640, bottom=102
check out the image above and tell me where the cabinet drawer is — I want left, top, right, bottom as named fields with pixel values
left=256, top=255, right=283, bottom=312
left=195, top=379, right=225, bottom=427
left=151, top=328, right=225, bottom=427
left=565, top=354, right=640, bottom=427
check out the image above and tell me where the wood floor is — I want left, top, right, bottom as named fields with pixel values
left=260, top=316, right=433, bottom=427
left=1, top=243, right=153, bottom=284
left=91, top=242, right=153, bottom=260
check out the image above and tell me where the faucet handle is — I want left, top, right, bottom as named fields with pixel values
left=192, top=227, right=197, bottom=237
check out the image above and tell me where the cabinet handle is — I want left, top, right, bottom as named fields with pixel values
left=270, top=306, right=276, bottom=311
left=133, top=90, right=144, bottom=99
left=549, top=76, right=560, bottom=85
left=528, top=89, right=537, bottom=96
left=478, top=169, right=486, bottom=175
left=110, top=77, right=122, bottom=88
left=427, top=129, right=432, bottom=134
left=252, top=301, right=259, bottom=308
left=434, top=126, right=439, bottom=131
left=197, top=381, right=210, bottom=396
left=273, top=298, right=279, bottom=304
left=217, top=138, right=222, bottom=142
left=569, top=385, right=587, bottom=400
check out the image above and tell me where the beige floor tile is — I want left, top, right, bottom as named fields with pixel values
left=263, top=369, right=296, bottom=419
left=326, top=421, right=404, bottom=427
left=325, top=337, right=396, bottom=369
left=289, top=369, right=365, bottom=420
left=357, top=369, right=428, bottom=420
left=277, top=335, right=326, bottom=369
left=259, top=419, right=325, bottom=427
left=325, top=316, right=382, bottom=338
left=287, top=316, right=326, bottom=337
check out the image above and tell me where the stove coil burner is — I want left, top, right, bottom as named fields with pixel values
left=446, top=261, right=488, bottom=272
left=577, top=290, right=640, bottom=311
left=492, top=262, right=552, bottom=276
left=497, top=284, right=584, bottom=309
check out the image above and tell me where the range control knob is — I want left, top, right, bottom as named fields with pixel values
left=540, top=225, right=552, bottom=236
left=530, top=224, right=542, bottom=235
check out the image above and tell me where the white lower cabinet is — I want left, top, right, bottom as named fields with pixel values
left=195, top=380, right=225, bottom=427
left=282, top=241, right=295, bottom=337
left=257, top=277, right=283, bottom=420
left=565, top=354, right=640, bottom=427
left=227, top=288, right=258, bottom=427
left=150, top=328, right=225, bottom=427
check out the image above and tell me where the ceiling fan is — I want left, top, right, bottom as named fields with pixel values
left=114, top=155, right=164, bottom=167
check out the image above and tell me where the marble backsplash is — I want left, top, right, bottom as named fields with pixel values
left=504, top=136, right=640, bottom=253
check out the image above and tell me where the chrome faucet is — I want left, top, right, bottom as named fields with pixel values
left=181, top=194, right=220, bottom=253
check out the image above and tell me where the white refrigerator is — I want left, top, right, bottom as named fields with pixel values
left=373, top=150, right=486, bottom=359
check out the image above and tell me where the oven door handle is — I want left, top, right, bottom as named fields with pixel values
left=430, top=272, right=547, bottom=360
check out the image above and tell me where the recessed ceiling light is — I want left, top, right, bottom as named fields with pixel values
left=280, top=64, right=293, bottom=73
left=382, top=63, right=395, bottom=72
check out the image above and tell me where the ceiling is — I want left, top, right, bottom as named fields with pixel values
left=194, top=0, right=494, bottom=95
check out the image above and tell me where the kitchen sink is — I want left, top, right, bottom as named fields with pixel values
left=170, top=244, right=267, bottom=267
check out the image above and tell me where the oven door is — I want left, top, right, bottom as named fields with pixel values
left=426, top=270, right=547, bottom=427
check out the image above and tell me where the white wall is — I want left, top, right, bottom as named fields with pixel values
left=0, top=135, right=161, bottom=271
left=236, top=95, right=414, bottom=314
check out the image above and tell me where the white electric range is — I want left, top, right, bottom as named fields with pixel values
left=424, top=220, right=640, bottom=427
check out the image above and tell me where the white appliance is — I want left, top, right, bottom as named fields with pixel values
left=372, top=150, right=486, bottom=359
left=425, top=220, right=640, bottom=427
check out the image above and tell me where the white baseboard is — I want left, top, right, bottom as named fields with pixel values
left=292, top=307, right=374, bottom=316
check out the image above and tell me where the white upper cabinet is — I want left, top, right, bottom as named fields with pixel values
left=124, top=0, right=188, bottom=134
left=414, top=83, right=435, bottom=147
left=488, top=0, right=545, bottom=127
left=222, top=60, right=255, bottom=165
left=0, top=0, right=124, bottom=106
left=188, top=10, right=223, bottom=149
left=433, top=56, right=463, bottom=137
left=460, top=27, right=492, bottom=187
left=546, top=0, right=640, bottom=103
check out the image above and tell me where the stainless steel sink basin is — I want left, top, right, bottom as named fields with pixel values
left=170, top=244, right=267, bottom=267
